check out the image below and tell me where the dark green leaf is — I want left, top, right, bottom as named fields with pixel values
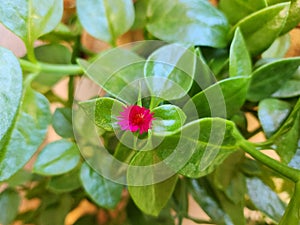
left=188, top=179, right=234, bottom=225
left=229, top=28, right=252, bottom=77
left=246, top=177, right=285, bottom=222
left=247, top=57, right=300, bottom=101
left=0, top=189, right=20, bottom=225
left=262, top=34, right=290, bottom=58
left=33, top=139, right=80, bottom=176
left=76, top=0, right=135, bottom=45
left=31, top=44, right=72, bottom=93
left=146, top=0, right=230, bottom=48
left=172, top=178, right=189, bottom=217
left=73, top=215, right=97, bottom=225
left=47, top=167, right=82, bottom=193
left=52, top=107, right=74, bottom=138
left=79, top=97, right=126, bottom=131
left=154, top=118, right=242, bottom=178
left=38, top=194, right=73, bottom=225
left=0, top=47, right=22, bottom=142
left=258, top=98, right=292, bottom=137
left=219, top=0, right=266, bottom=24
left=78, top=49, right=145, bottom=104
left=0, top=87, right=51, bottom=181
left=231, top=3, right=290, bottom=55
left=132, top=0, right=148, bottom=30
left=80, top=162, right=123, bottom=209
left=184, top=77, right=250, bottom=120
left=5, top=169, right=32, bottom=187
left=152, top=104, right=186, bottom=135
left=0, top=0, right=63, bottom=47
left=144, top=44, right=196, bottom=101
left=280, top=0, right=300, bottom=34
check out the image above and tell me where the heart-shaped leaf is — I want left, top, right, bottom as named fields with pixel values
left=146, top=0, right=230, bottom=48
left=76, top=0, right=134, bottom=45
left=0, top=47, right=22, bottom=142
left=152, top=104, right=186, bottom=135
left=144, top=44, right=196, bottom=101
left=33, top=139, right=81, bottom=176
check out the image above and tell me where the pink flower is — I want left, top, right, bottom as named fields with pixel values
left=117, top=105, right=155, bottom=134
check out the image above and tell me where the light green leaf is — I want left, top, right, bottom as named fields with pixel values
left=154, top=118, right=241, bottom=178
left=31, top=44, right=72, bottom=93
left=52, top=107, right=73, bottom=138
left=231, top=3, right=290, bottom=55
left=78, top=49, right=145, bottom=104
left=144, top=44, right=196, bottom=101
left=80, top=162, right=123, bottom=209
left=279, top=0, right=300, bottom=34
left=79, top=97, right=126, bottom=131
left=229, top=27, right=252, bottom=77
left=0, top=189, right=20, bottom=225
left=219, top=0, right=267, bottom=24
left=0, top=87, right=51, bottom=181
left=33, top=140, right=80, bottom=176
left=258, top=98, right=292, bottom=137
left=0, top=47, right=22, bottom=142
left=146, top=0, right=230, bottom=48
left=262, top=33, right=291, bottom=58
left=128, top=168, right=178, bottom=216
left=132, top=0, right=149, bottom=30
left=184, top=77, right=250, bottom=120
left=0, top=0, right=63, bottom=49
left=247, top=177, right=285, bottom=222
left=152, top=104, right=186, bottom=135
left=76, top=0, right=135, bottom=45
left=247, top=57, right=300, bottom=102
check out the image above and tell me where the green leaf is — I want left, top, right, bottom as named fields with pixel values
left=79, top=97, right=126, bottom=131
left=246, top=177, right=285, bottom=222
left=0, top=0, right=63, bottom=50
left=274, top=112, right=300, bottom=163
left=38, top=194, right=73, bottom=225
left=188, top=179, right=234, bottom=225
left=0, top=47, right=22, bottom=142
left=33, top=139, right=80, bottom=176
left=47, top=167, right=82, bottom=193
left=152, top=104, right=186, bottom=135
left=278, top=181, right=300, bottom=225
left=231, top=3, right=290, bottom=55
left=219, top=0, right=267, bottom=24
left=229, top=28, right=252, bottom=77
left=262, top=33, right=291, bottom=58
left=154, top=118, right=241, bottom=178
left=5, top=169, right=32, bottom=187
left=132, top=0, right=149, bottom=30
left=0, top=87, right=51, bottom=181
left=128, top=172, right=178, bottom=216
left=31, top=44, right=72, bottom=93
left=280, top=0, right=300, bottom=34
left=52, top=107, right=74, bottom=138
left=73, top=215, right=97, bottom=225
left=144, top=44, right=196, bottom=101
left=80, top=162, right=123, bottom=209
left=78, top=49, right=145, bottom=104
left=0, top=189, right=20, bottom=225
left=146, top=0, right=230, bottom=48
left=172, top=178, right=189, bottom=217
left=258, top=98, right=292, bottom=137
left=247, top=57, right=300, bottom=101
left=184, top=77, right=250, bottom=120
left=272, top=69, right=300, bottom=98
left=76, top=0, right=135, bottom=45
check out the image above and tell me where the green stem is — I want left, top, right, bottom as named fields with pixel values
left=19, top=59, right=83, bottom=75
left=239, top=140, right=300, bottom=183
left=26, top=43, right=37, bottom=63
left=185, top=215, right=214, bottom=224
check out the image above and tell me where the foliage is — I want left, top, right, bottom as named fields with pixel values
left=0, top=0, right=300, bottom=224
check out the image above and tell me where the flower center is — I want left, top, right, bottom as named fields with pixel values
left=132, top=113, right=145, bottom=125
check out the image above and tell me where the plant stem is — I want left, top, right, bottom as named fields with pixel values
left=185, top=215, right=215, bottom=224
left=239, top=140, right=300, bottom=182
left=19, top=59, right=83, bottom=75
